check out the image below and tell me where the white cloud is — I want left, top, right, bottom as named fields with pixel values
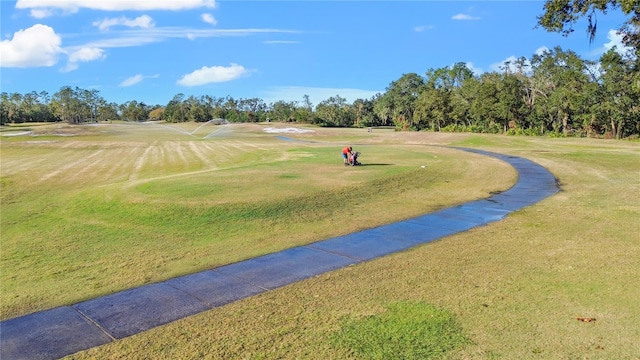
left=62, top=47, right=106, bottom=72
left=261, top=86, right=382, bottom=105
left=68, top=47, right=105, bottom=63
left=119, top=74, right=159, bottom=87
left=0, top=24, right=62, bottom=67
left=177, top=63, right=250, bottom=86
left=16, top=0, right=216, bottom=17
left=120, top=74, right=144, bottom=87
left=603, top=29, right=634, bottom=56
left=452, top=13, right=480, bottom=21
left=93, top=15, right=156, bottom=31
left=463, top=62, right=482, bottom=76
left=202, top=13, right=217, bottom=25
left=534, top=46, right=550, bottom=56
left=579, top=30, right=636, bottom=59
left=29, top=8, right=55, bottom=18
left=489, top=47, right=549, bottom=73
left=490, top=55, right=519, bottom=73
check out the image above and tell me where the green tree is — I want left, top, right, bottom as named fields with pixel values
left=382, top=73, right=425, bottom=130
left=426, top=63, right=474, bottom=91
left=537, top=0, right=639, bottom=55
left=302, top=94, right=313, bottom=112
left=496, top=73, right=527, bottom=133
left=121, top=100, right=150, bottom=121
left=593, top=48, right=640, bottom=138
left=184, top=95, right=207, bottom=122
left=269, top=100, right=297, bottom=122
left=239, top=98, right=267, bottom=122
left=164, top=93, right=185, bottom=122
left=7, top=92, right=24, bottom=123
left=0, top=93, right=9, bottom=125
left=315, top=95, right=352, bottom=127
left=34, top=91, right=55, bottom=122
left=52, top=86, right=79, bottom=124
left=97, top=100, right=119, bottom=122
left=81, top=89, right=101, bottom=122
left=222, top=96, right=240, bottom=123
left=372, top=93, right=393, bottom=127
left=351, top=98, right=377, bottom=127
left=414, top=87, right=452, bottom=131
left=417, top=63, right=476, bottom=131
left=450, top=76, right=480, bottom=129
left=469, top=72, right=502, bottom=133
left=530, top=47, right=592, bottom=134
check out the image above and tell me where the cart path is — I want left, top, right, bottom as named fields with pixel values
left=0, top=147, right=559, bottom=360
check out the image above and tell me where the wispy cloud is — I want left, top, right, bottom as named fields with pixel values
left=93, top=15, right=156, bottom=31
left=119, top=74, right=160, bottom=87
left=68, top=36, right=162, bottom=50
left=56, top=27, right=299, bottom=71
left=177, top=63, right=250, bottom=86
left=414, top=25, right=435, bottom=32
left=73, top=27, right=301, bottom=49
left=16, top=0, right=217, bottom=18
left=452, top=13, right=480, bottom=21
left=119, top=74, right=144, bottom=87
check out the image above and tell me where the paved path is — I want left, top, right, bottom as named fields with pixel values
left=0, top=148, right=559, bottom=360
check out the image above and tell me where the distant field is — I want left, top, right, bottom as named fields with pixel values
left=1, top=122, right=638, bottom=359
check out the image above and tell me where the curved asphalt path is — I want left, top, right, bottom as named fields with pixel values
left=0, top=147, right=559, bottom=360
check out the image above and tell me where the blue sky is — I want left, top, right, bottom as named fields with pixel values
left=0, top=0, right=632, bottom=107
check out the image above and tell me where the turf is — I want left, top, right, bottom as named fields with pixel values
left=2, top=123, right=638, bottom=359
left=1, top=122, right=513, bottom=320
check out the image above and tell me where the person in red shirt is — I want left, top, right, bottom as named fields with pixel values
left=342, top=146, right=353, bottom=166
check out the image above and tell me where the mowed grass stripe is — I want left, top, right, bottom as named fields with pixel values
left=0, top=144, right=55, bottom=177
left=187, top=141, right=215, bottom=167
left=1, top=123, right=514, bottom=321
left=102, top=145, right=147, bottom=184
left=167, top=141, right=189, bottom=167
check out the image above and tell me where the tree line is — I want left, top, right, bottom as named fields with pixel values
left=2, top=46, right=638, bottom=139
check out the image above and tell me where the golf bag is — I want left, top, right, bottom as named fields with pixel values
left=350, top=151, right=361, bottom=166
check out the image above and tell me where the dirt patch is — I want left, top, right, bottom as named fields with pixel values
left=263, top=127, right=315, bottom=134
left=2, top=131, right=32, bottom=137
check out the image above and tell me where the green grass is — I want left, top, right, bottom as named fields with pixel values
left=2, top=123, right=638, bottom=359
left=0, top=123, right=514, bottom=319
left=332, top=301, right=469, bottom=359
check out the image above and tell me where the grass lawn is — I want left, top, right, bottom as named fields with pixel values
left=1, top=122, right=638, bottom=358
